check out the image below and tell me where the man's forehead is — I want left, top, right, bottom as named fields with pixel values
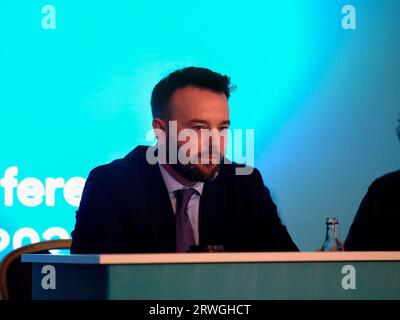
left=170, top=86, right=227, bottom=105
left=169, top=86, right=229, bottom=119
left=173, top=110, right=230, bottom=124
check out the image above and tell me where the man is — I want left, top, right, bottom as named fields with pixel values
left=71, top=67, right=298, bottom=253
left=345, top=116, right=400, bottom=250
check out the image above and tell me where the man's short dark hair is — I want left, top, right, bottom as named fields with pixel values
left=151, top=66, right=235, bottom=119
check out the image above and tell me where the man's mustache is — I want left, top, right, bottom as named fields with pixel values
left=199, top=150, right=221, bottom=157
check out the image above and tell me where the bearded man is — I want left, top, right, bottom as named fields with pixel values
left=71, top=67, right=298, bottom=253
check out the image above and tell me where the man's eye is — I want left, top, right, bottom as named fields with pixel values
left=193, top=126, right=207, bottom=130
left=218, top=127, right=228, bottom=132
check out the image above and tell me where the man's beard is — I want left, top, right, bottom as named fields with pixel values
left=163, top=137, right=224, bottom=182
left=170, top=161, right=220, bottom=183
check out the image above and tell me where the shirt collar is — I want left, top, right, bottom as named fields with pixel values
left=158, top=163, right=204, bottom=196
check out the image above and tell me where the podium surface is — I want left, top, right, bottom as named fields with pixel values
left=22, top=252, right=400, bottom=300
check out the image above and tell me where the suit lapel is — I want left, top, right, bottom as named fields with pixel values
left=198, top=175, right=227, bottom=246
left=143, top=161, right=176, bottom=252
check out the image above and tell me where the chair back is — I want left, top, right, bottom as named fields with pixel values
left=0, top=239, right=72, bottom=300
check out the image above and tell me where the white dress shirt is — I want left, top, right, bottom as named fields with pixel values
left=158, top=163, right=204, bottom=245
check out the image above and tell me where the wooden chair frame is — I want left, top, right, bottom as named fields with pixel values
left=0, top=239, right=71, bottom=300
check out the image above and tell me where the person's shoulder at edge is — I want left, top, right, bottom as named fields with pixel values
left=366, top=169, right=400, bottom=196
left=344, top=169, right=400, bottom=251
left=372, top=169, right=400, bottom=185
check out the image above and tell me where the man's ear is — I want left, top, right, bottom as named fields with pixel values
left=152, top=118, right=167, bottom=144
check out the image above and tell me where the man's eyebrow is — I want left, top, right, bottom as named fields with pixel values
left=220, top=120, right=231, bottom=126
left=188, top=119, right=210, bottom=124
left=188, top=119, right=231, bottom=126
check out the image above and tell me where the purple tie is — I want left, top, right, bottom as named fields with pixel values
left=175, top=188, right=196, bottom=252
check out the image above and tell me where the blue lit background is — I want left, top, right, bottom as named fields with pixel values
left=1, top=0, right=400, bottom=258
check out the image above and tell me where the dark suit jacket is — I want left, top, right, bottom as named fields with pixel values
left=71, top=145, right=298, bottom=253
left=345, top=169, right=400, bottom=251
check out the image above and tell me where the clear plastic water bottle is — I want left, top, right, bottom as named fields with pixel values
left=321, top=217, right=344, bottom=251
